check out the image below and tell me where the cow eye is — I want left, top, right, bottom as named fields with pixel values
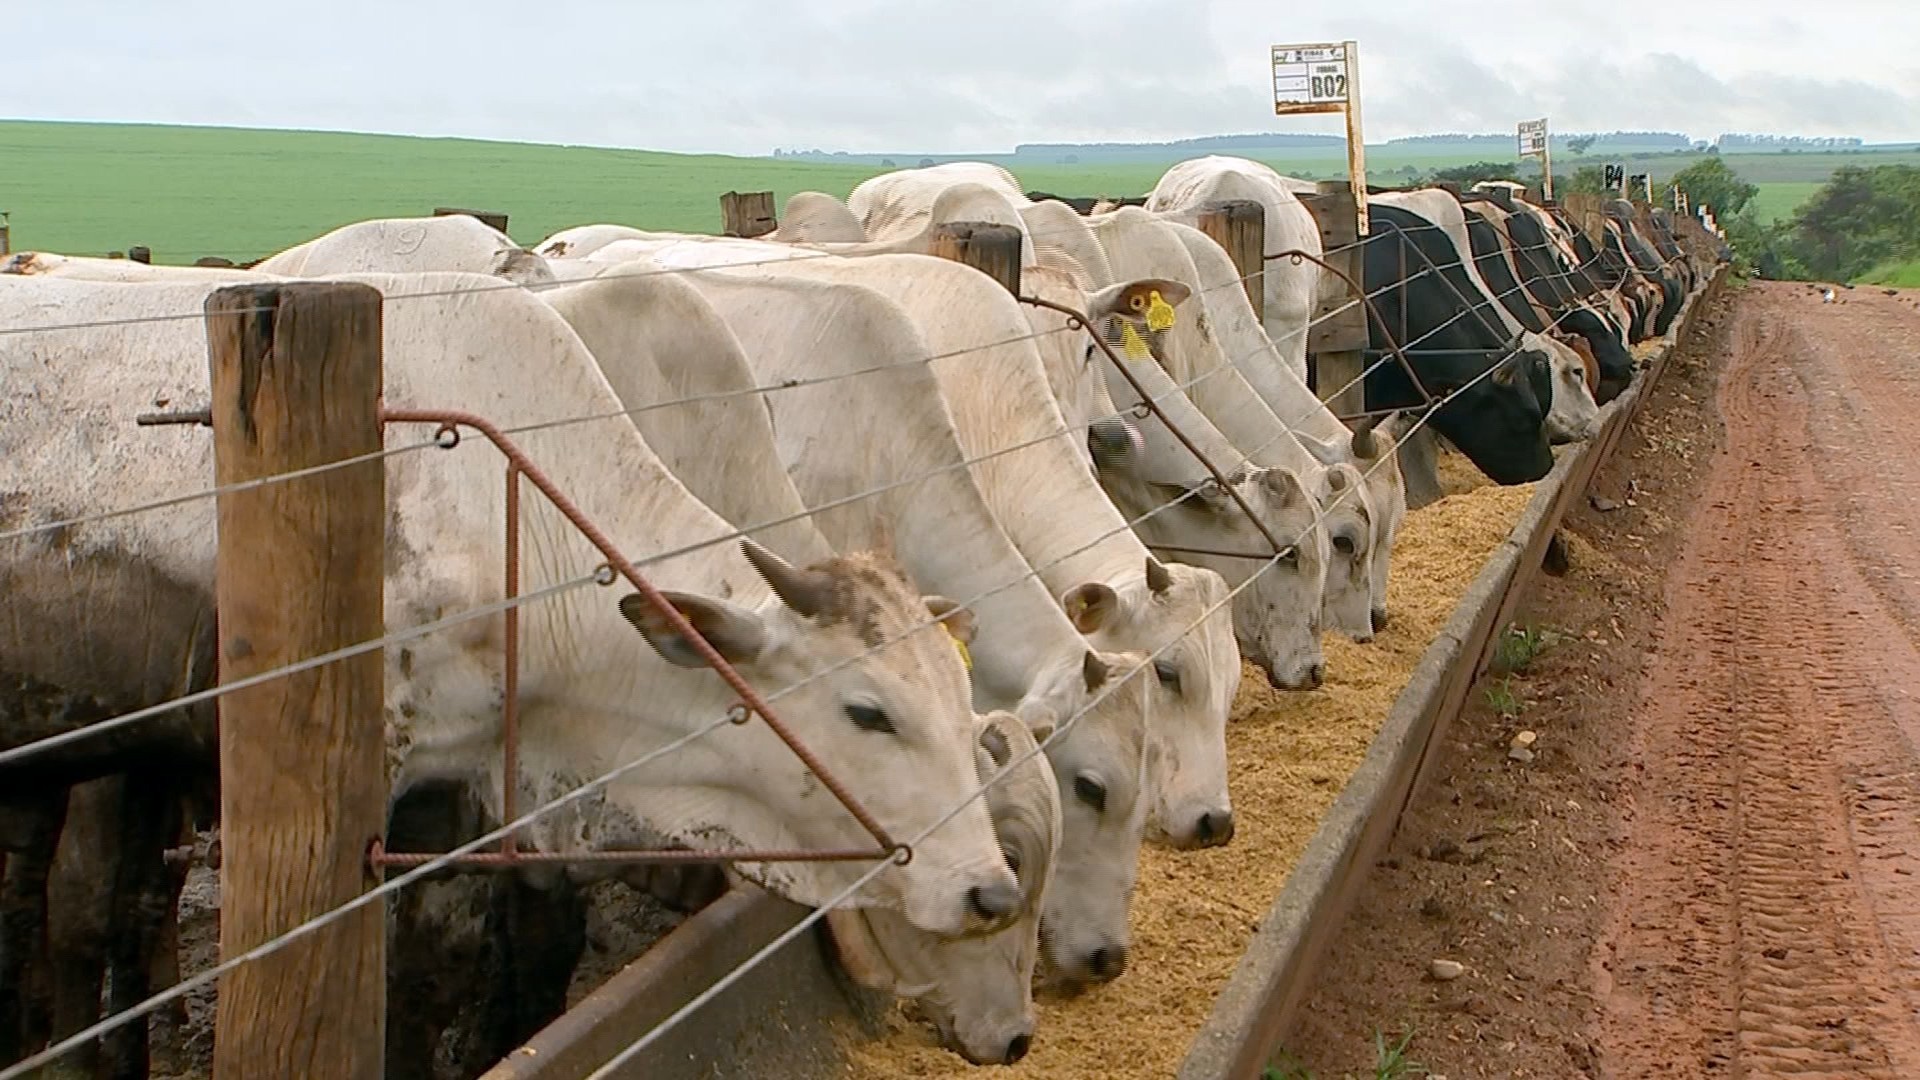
left=1073, top=776, right=1107, bottom=813
left=846, top=704, right=895, bottom=735
left=1333, top=535, right=1356, bottom=555
left=1279, top=547, right=1300, bottom=568
left=1001, top=845, right=1023, bottom=878
left=1153, top=659, right=1182, bottom=693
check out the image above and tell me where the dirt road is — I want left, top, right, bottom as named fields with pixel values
left=1595, top=282, right=1920, bottom=1076
left=1289, top=281, right=1920, bottom=1078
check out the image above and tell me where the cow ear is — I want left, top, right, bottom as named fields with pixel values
left=1062, top=583, right=1119, bottom=634
left=1081, top=650, right=1112, bottom=693
left=1086, top=278, right=1190, bottom=323
left=620, top=592, right=767, bottom=668
left=1150, top=479, right=1230, bottom=515
left=824, top=909, right=897, bottom=991
left=1260, top=467, right=1307, bottom=509
left=923, top=595, right=976, bottom=645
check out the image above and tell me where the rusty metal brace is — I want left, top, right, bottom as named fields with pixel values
left=1016, top=293, right=1294, bottom=561
left=134, top=403, right=908, bottom=872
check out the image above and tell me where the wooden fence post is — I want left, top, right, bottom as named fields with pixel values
left=719, top=191, right=778, bottom=238
left=1193, top=200, right=1265, bottom=323
left=1297, top=181, right=1368, bottom=421
left=434, top=207, right=510, bottom=234
left=927, top=221, right=1023, bottom=296
left=207, top=282, right=387, bottom=1079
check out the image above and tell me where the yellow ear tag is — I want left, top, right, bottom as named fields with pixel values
left=1145, top=289, right=1177, bottom=333
left=1119, top=321, right=1154, bottom=360
left=942, top=623, right=973, bottom=673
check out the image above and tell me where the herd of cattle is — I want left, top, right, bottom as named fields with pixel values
left=0, top=154, right=1722, bottom=1073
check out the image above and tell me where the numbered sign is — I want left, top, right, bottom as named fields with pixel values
left=1272, top=43, right=1351, bottom=114
left=1517, top=118, right=1548, bottom=157
left=1604, top=163, right=1625, bottom=192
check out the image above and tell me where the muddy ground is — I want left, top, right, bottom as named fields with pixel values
left=1288, top=281, right=1920, bottom=1078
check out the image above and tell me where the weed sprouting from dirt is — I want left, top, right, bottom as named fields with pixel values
left=1266, top=1027, right=1428, bottom=1080
left=1484, top=677, right=1525, bottom=719
left=1492, top=623, right=1560, bottom=674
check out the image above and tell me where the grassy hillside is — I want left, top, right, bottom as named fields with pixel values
left=2, top=120, right=1914, bottom=263
left=1857, top=260, right=1920, bottom=288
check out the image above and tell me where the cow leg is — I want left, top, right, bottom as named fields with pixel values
left=98, top=769, right=181, bottom=1080
left=45, top=776, right=126, bottom=1078
left=384, top=782, right=494, bottom=1080
left=1399, top=426, right=1445, bottom=510
left=501, top=870, right=586, bottom=1047
left=144, top=815, right=195, bottom=1077
left=0, top=789, right=67, bottom=1065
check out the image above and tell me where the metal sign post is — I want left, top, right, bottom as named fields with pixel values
left=1516, top=118, right=1552, bottom=201
left=1272, top=40, right=1367, bottom=235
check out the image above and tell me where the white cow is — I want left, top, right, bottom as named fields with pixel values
left=254, top=214, right=556, bottom=285
left=847, top=162, right=1027, bottom=241
left=0, top=271, right=1015, bottom=937
left=773, top=191, right=868, bottom=243
left=829, top=710, right=1060, bottom=1065
left=1145, top=213, right=1406, bottom=638
left=0, top=252, right=281, bottom=282
left=614, top=257, right=1158, bottom=985
left=1082, top=208, right=1379, bottom=642
left=827, top=168, right=1337, bottom=687
left=1371, top=190, right=1600, bottom=442
left=1144, top=155, right=1326, bottom=389
left=532, top=263, right=835, bottom=568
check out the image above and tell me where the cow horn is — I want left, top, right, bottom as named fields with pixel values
left=741, top=539, right=831, bottom=618
left=1145, top=557, right=1173, bottom=596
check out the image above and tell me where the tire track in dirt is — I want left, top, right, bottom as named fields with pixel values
left=1595, top=283, right=1920, bottom=1078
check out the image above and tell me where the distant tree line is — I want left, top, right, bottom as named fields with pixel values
left=1672, top=158, right=1920, bottom=283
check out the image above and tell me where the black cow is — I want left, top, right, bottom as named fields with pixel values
left=1361, top=202, right=1555, bottom=485
left=1460, top=199, right=1634, bottom=403
left=1603, top=201, right=1685, bottom=335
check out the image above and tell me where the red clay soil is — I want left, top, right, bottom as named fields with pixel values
left=1286, top=281, right=1920, bottom=1079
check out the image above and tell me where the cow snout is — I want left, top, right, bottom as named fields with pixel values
left=1086, top=943, right=1130, bottom=982
left=1193, top=809, right=1235, bottom=848
left=1087, top=418, right=1141, bottom=468
left=967, top=881, right=1021, bottom=924
left=1005, top=1033, right=1033, bottom=1065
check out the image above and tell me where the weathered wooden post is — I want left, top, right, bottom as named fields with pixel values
left=927, top=221, right=1023, bottom=296
left=206, top=282, right=387, bottom=1079
left=1193, top=200, right=1266, bottom=323
left=719, top=191, right=778, bottom=238
left=1296, top=180, right=1368, bottom=421
left=434, top=207, right=510, bottom=234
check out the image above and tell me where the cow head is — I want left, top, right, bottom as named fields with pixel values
left=826, top=711, right=1058, bottom=1066
left=1556, top=305, right=1633, bottom=403
left=621, top=540, right=1016, bottom=938
left=1061, top=558, right=1240, bottom=851
left=1524, top=330, right=1600, bottom=444
left=1419, top=348, right=1555, bottom=485
left=1312, top=462, right=1377, bottom=642
left=1034, top=650, right=1152, bottom=988
left=1095, top=464, right=1330, bottom=692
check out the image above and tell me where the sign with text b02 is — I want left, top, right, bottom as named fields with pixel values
left=1272, top=42, right=1351, bottom=114
left=1517, top=118, right=1548, bottom=156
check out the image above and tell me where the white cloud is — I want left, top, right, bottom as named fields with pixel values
left=6, top=0, right=1916, bottom=153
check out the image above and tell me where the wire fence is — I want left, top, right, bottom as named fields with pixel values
left=0, top=184, right=1698, bottom=1079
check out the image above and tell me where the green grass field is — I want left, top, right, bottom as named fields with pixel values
left=1857, top=260, right=1920, bottom=287
left=2, top=119, right=1913, bottom=264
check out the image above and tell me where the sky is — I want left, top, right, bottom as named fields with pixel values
left=8, top=1, right=1918, bottom=155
